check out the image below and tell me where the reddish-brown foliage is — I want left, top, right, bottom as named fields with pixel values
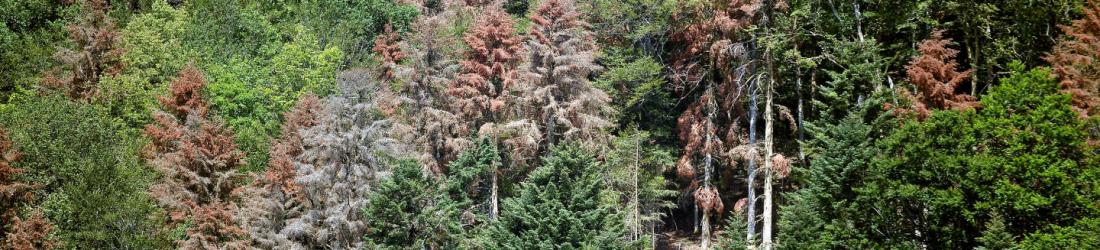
left=900, top=30, right=978, bottom=120
left=448, top=7, right=524, bottom=126
left=668, top=0, right=761, bottom=89
left=2, top=211, right=58, bottom=250
left=373, top=24, right=405, bottom=79
left=1047, top=0, right=1100, bottom=118
left=0, top=129, right=36, bottom=240
left=694, top=186, right=725, bottom=216
left=145, top=66, right=246, bottom=248
left=41, top=0, right=123, bottom=100
left=180, top=202, right=248, bottom=249
left=157, top=65, right=210, bottom=119
left=263, top=94, right=321, bottom=195
left=772, top=154, right=790, bottom=179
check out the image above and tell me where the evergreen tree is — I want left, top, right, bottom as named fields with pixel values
left=236, top=94, right=321, bottom=248
left=362, top=160, right=463, bottom=249
left=282, top=69, right=400, bottom=249
left=480, top=144, right=628, bottom=249
left=521, top=0, right=613, bottom=150
left=604, top=127, right=677, bottom=247
left=145, top=66, right=248, bottom=249
left=40, top=0, right=123, bottom=100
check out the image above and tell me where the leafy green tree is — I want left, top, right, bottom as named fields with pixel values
left=1, top=94, right=168, bottom=249
left=861, top=63, right=1100, bottom=248
left=480, top=144, right=629, bottom=249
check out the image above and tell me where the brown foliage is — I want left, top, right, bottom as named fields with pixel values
left=0, top=129, right=36, bottom=240
left=180, top=202, right=248, bottom=249
left=389, top=13, right=470, bottom=175
left=373, top=24, right=405, bottom=79
left=522, top=0, right=611, bottom=149
left=145, top=67, right=246, bottom=248
left=41, top=0, right=124, bottom=100
left=1047, top=0, right=1100, bottom=118
left=157, top=65, right=210, bottom=119
left=900, top=30, right=978, bottom=120
left=449, top=7, right=524, bottom=126
left=694, top=186, right=725, bottom=216
left=668, top=0, right=761, bottom=89
left=2, top=211, right=58, bottom=250
left=265, top=94, right=320, bottom=196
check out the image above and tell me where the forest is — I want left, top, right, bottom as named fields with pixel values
left=1, top=0, right=1099, bottom=249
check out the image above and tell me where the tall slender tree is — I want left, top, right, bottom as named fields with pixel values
left=521, top=0, right=612, bottom=150
left=899, top=30, right=977, bottom=120
left=144, top=66, right=248, bottom=249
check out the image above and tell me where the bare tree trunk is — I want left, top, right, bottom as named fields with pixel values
left=746, top=77, right=759, bottom=249
left=491, top=169, right=499, bottom=220
left=760, top=76, right=775, bottom=250
left=632, top=134, right=642, bottom=242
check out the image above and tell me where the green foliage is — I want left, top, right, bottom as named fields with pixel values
left=860, top=64, right=1100, bottom=248
left=480, top=144, right=629, bottom=249
left=975, top=213, right=1016, bottom=250
left=596, top=51, right=676, bottom=141
left=0, top=94, right=168, bottom=249
left=204, top=27, right=343, bottom=171
left=604, top=127, right=677, bottom=246
left=98, top=0, right=190, bottom=129
left=272, top=0, right=418, bottom=67
left=777, top=96, right=894, bottom=250
left=363, top=160, right=463, bottom=249
left=0, top=0, right=70, bottom=101
left=1018, top=217, right=1100, bottom=249
left=444, top=137, right=498, bottom=213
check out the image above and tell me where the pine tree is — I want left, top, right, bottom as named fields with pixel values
left=480, top=144, right=628, bottom=248
left=2, top=211, right=57, bottom=250
left=605, top=128, right=677, bottom=247
left=899, top=30, right=977, bottom=120
left=145, top=66, right=248, bottom=249
left=521, top=0, right=612, bottom=150
left=282, top=69, right=399, bottom=249
left=40, top=0, right=123, bottom=100
left=235, top=94, right=321, bottom=248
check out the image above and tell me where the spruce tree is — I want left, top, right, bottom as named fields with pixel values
left=480, top=144, right=627, bottom=249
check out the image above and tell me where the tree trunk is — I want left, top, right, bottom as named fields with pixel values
left=746, top=77, right=759, bottom=249
left=491, top=169, right=499, bottom=220
left=760, top=77, right=775, bottom=250
left=701, top=83, right=717, bottom=249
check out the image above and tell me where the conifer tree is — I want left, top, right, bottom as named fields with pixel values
left=900, top=30, right=977, bottom=120
left=281, top=69, right=399, bottom=249
left=41, top=0, right=123, bottom=100
left=521, top=0, right=612, bottom=150
left=389, top=10, right=468, bottom=176
left=145, top=66, right=248, bottom=249
left=480, top=144, right=627, bottom=248
left=1047, top=0, right=1100, bottom=121
left=363, top=160, right=463, bottom=249
left=236, top=94, right=321, bottom=248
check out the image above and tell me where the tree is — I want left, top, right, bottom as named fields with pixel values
left=388, top=10, right=468, bottom=176
left=604, top=127, right=677, bottom=248
left=145, top=66, right=248, bottom=249
left=235, top=94, right=321, bottom=248
left=0, top=128, right=33, bottom=238
left=41, top=0, right=123, bottom=100
left=1, top=93, right=168, bottom=249
left=2, top=211, right=57, bottom=250
left=362, top=160, right=463, bottom=249
left=449, top=7, right=524, bottom=131
left=480, top=144, right=628, bottom=248
left=863, top=64, right=1100, bottom=248
left=521, top=0, right=612, bottom=150
left=1047, top=0, right=1100, bottom=139
left=281, top=69, right=400, bottom=249
left=899, top=30, right=977, bottom=120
